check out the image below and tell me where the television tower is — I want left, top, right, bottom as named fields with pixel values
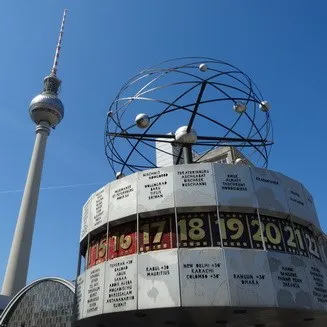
left=1, top=10, right=67, bottom=297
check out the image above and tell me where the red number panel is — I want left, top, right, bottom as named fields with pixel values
left=139, top=215, right=174, bottom=253
left=108, top=221, right=137, bottom=259
left=87, top=232, right=107, bottom=268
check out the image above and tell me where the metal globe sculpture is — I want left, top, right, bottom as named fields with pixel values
left=105, top=57, right=273, bottom=175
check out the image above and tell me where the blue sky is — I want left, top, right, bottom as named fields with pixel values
left=0, top=0, right=326, bottom=285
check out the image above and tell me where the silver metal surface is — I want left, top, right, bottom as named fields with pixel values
left=80, top=195, right=92, bottom=242
left=138, top=249, right=180, bottom=309
left=251, top=166, right=289, bottom=217
left=108, top=174, right=137, bottom=222
left=137, top=166, right=175, bottom=214
left=179, top=248, right=229, bottom=306
left=77, top=163, right=326, bottom=324
left=76, top=273, right=86, bottom=320
left=214, top=164, right=255, bottom=211
left=302, top=185, right=321, bottom=230
left=90, top=185, right=109, bottom=231
left=268, top=251, right=311, bottom=309
left=84, top=162, right=322, bottom=237
left=83, top=262, right=105, bottom=318
left=278, top=172, right=309, bottom=224
left=224, top=248, right=276, bottom=307
left=29, top=92, right=64, bottom=127
left=103, top=254, right=137, bottom=313
left=174, top=163, right=216, bottom=208
left=302, top=257, right=327, bottom=311
left=76, top=248, right=327, bottom=322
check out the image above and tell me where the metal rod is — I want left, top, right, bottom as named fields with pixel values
left=183, top=145, right=193, bottom=164
left=186, top=81, right=207, bottom=132
left=106, top=131, right=271, bottom=144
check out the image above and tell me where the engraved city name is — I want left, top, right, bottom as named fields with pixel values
left=177, top=169, right=210, bottom=187
left=222, top=174, right=247, bottom=191
left=113, top=185, right=134, bottom=200
left=106, top=258, right=136, bottom=309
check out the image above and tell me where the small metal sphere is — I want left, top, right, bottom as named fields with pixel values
left=233, top=102, right=247, bottom=114
left=29, top=92, right=64, bottom=127
left=259, top=100, right=270, bottom=112
left=198, top=63, right=208, bottom=72
left=175, top=126, right=198, bottom=144
left=115, top=171, right=125, bottom=179
left=107, top=111, right=114, bottom=117
left=135, top=113, right=150, bottom=128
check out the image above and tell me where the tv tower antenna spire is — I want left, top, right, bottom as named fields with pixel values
left=1, top=10, right=68, bottom=297
left=51, top=9, right=67, bottom=77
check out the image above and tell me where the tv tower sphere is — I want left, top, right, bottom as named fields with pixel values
left=29, top=87, right=64, bottom=127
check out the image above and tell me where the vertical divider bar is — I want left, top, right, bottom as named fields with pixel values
left=207, top=212, right=213, bottom=247
left=84, top=198, right=91, bottom=269
left=256, top=207, right=267, bottom=251
left=106, top=184, right=110, bottom=263
left=248, top=167, right=267, bottom=251
left=212, top=164, right=223, bottom=249
left=96, top=186, right=106, bottom=316
left=278, top=216, right=287, bottom=252
left=86, top=233, right=90, bottom=271
left=317, top=233, right=326, bottom=263
left=106, top=220, right=109, bottom=263
left=135, top=172, right=140, bottom=311
left=72, top=242, right=83, bottom=323
left=290, top=215, right=302, bottom=255
left=212, top=163, right=231, bottom=306
left=282, top=179, right=308, bottom=257
left=248, top=166, right=278, bottom=308
left=80, top=205, right=91, bottom=320
left=172, top=165, right=182, bottom=307
left=169, top=213, right=173, bottom=250
left=280, top=176, right=306, bottom=257
left=174, top=207, right=179, bottom=249
left=101, top=184, right=110, bottom=314
left=245, top=213, right=254, bottom=249
left=282, top=180, right=304, bottom=255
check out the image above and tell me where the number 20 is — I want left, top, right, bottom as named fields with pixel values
left=251, top=220, right=281, bottom=245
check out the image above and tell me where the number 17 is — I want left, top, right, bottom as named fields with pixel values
left=141, top=221, right=166, bottom=245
